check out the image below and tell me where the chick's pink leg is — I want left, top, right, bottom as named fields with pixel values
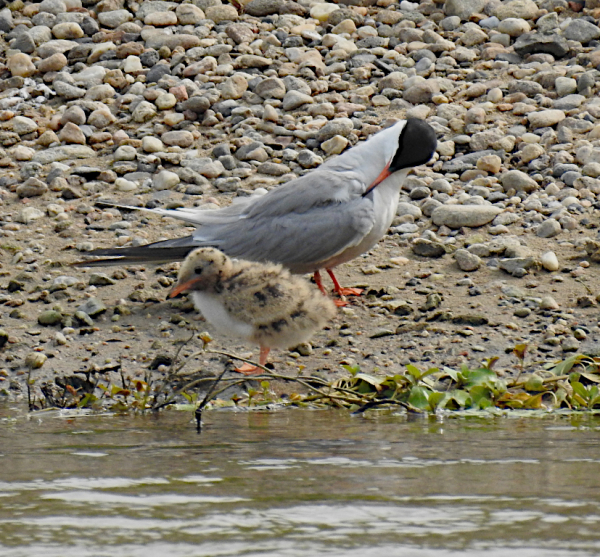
left=234, top=346, right=271, bottom=375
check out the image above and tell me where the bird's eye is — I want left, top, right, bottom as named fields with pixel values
left=194, top=266, right=203, bottom=275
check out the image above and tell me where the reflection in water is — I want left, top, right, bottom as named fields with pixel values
left=0, top=407, right=599, bottom=556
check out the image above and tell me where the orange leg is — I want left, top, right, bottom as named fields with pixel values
left=326, top=269, right=364, bottom=298
left=234, top=346, right=271, bottom=375
left=313, top=270, right=327, bottom=296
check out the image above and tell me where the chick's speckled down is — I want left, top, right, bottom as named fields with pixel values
left=175, top=248, right=336, bottom=350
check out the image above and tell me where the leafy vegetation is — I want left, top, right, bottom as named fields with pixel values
left=25, top=333, right=600, bottom=420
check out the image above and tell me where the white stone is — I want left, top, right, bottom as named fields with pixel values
left=114, top=145, right=137, bottom=161
left=142, top=136, right=165, bottom=153
left=153, top=170, right=180, bottom=190
left=17, top=207, right=45, bottom=224
left=155, top=93, right=177, bottom=110
left=115, top=178, right=138, bottom=192
left=541, top=251, right=559, bottom=272
left=123, top=55, right=143, bottom=73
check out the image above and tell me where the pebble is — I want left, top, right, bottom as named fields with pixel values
left=153, top=170, right=180, bottom=190
left=527, top=110, right=565, bottom=129
left=536, top=219, right=561, bottom=239
left=321, top=135, right=348, bottom=156
left=432, top=206, right=503, bottom=229
left=561, top=337, right=580, bottom=352
left=162, top=130, right=194, bottom=148
left=77, top=298, right=107, bottom=317
left=541, top=251, right=559, bottom=272
left=454, top=249, right=481, bottom=272
left=501, top=170, right=538, bottom=192
left=38, top=310, right=63, bottom=326
left=17, top=207, right=45, bottom=223
left=282, top=90, right=313, bottom=111
left=142, top=137, right=164, bottom=153
left=8, top=53, right=36, bottom=77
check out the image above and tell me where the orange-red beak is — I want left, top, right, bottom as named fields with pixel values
left=168, top=278, right=201, bottom=298
left=363, top=164, right=391, bottom=196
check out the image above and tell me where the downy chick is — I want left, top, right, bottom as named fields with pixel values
left=169, top=248, right=336, bottom=374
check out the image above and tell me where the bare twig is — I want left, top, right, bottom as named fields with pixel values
left=195, top=367, right=230, bottom=433
left=151, top=330, right=196, bottom=409
left=353, top=399, right=416, bottom=415
left=205, top=348, right=272, bottom=374
left=26, top=366, right=33, bottom=411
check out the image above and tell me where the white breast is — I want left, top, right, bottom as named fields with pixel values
left=317, top=169, right=407, bottom=270
left=191, top=292, right=254, bottom=341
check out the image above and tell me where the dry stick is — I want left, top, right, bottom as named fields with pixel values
left=152, top=376, right=217, bottom=411
left=154, top=346, right=417, bottom=414
left=154, top=347, right=276, bottom=411
left=206, top=370, right=368, bottom=407
left=511, top=374, right=571, bottom=389
left=194, top=367, right=230, bottom=433
left=205, top=348, right=272, bottom=373
left=26, top=366, right=33, bottom=412
left=574, top=276, right=593, bottom=295
left=353, top=399, right=414, bottom=414
left=151, top=330, right=197, bottom=410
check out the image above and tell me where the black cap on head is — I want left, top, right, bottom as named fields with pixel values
left=389, top=118, right=437, bottom=173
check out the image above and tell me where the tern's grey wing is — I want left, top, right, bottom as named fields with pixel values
left=198, top=195, right=376, bottom=272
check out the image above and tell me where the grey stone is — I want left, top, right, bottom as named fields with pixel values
left=182, top=96, right=211, bottom=113
left=431, top=205, right=503, bottom=228
left=245, top=0, right=285, bottom=16
left=499, top=257, right=539, bottom=277
left=33, top=145, right=95, bottom=164
left=297, top=150, right=323, bottom=168
left=444, top=0, right=487, bottom=20
left=563, top=19, right=600, bottom=43
left=316, top=118, right=354, bottom=142
left=54, top=80, right=87, bottom=99
left=89, top=273, right=116, bottom=286
left=501, top=170, right=538, bottom=192
left=282, top=90, right=313, bottom=111
left=77, top=298, right=107, bottom=317
left=411, top=238, right=446, bottom=258
left=561, top=336, right=580, bottom=352
left=536, top=218, right=561, bottom=238
left=282, top=75, right=311, bottom=96
left=513, top=33, right=569, bottom=58
left=16, top=178, right=48, bottom=198
left=442, top=150, right=498, bottom=173
left=0, top=8, right=13, bottom=32
left=454, top=248, right=482, bottom=271
left=11, top=32, right=36, bottom=54
left=255, top=77, right=286, bottom=99
left=49, top=275, right=79, bottom=292
left=38, top=310, right=63, bottom=326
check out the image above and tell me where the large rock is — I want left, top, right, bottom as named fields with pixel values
left=501, top=170, right=538, bottom=192
left=493, top=0, right=538, bottom=20
left=444, top=0, right=487, bottom=20
left=431, top=205, right=503, bottom=229
left=144, top=33, right=201, bottom=50
left=513, top=33, right=569, bottom=58
left=32, top=145, right=95, bottom=163
left=527, top=109, right=565, bottom=129
left=563, top=19, right=600, bottom=43
left=245, top=0, right=284, bottom=16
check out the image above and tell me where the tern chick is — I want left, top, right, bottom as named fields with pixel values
left=169, top=248, right=336, bottom=374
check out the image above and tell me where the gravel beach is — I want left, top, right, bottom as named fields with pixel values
left=2, top=0, right=600, bottom=403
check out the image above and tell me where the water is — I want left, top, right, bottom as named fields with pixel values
left=1, top=406, right=600, bottom=556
